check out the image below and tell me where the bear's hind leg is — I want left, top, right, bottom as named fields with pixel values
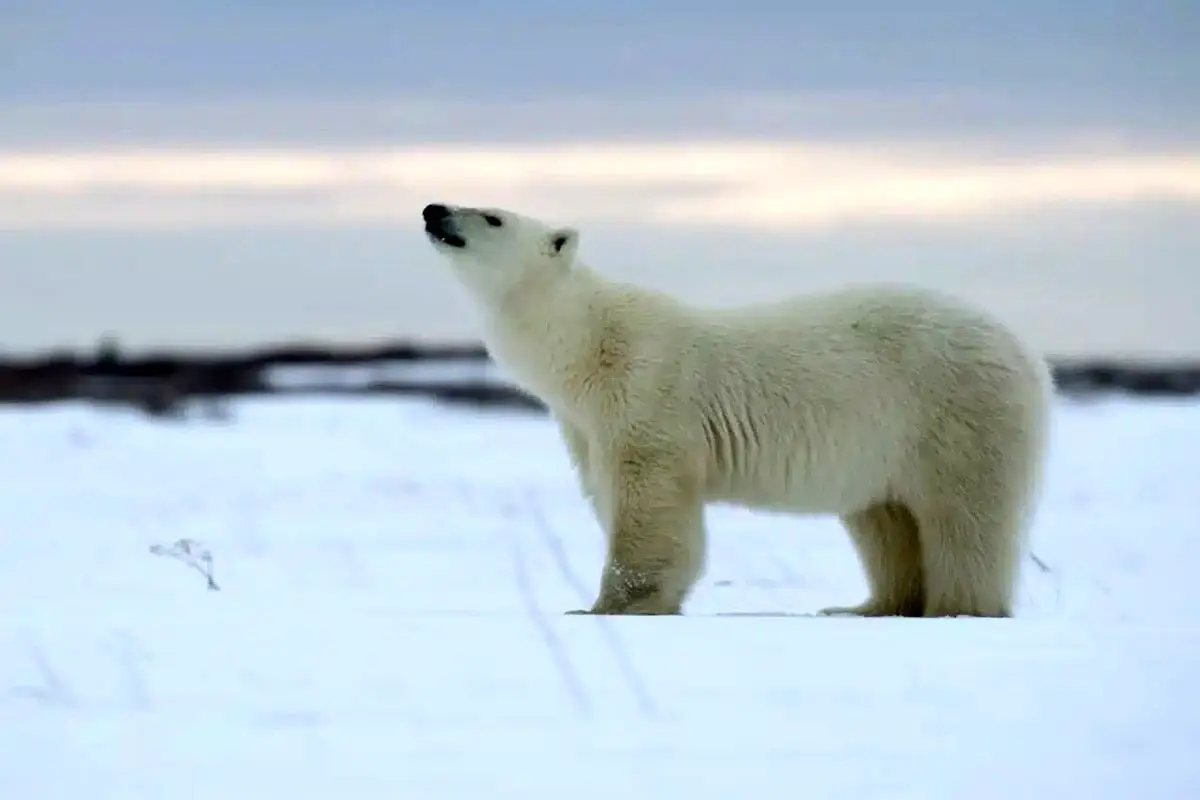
left=820, top=502, right=925, bottom=617
left=568, top=449, right=706, bottom=616
left=915, top=504, right=1019, bottom=618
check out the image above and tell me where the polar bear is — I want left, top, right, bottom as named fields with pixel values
left=421, top=202, right=1052, bottom=618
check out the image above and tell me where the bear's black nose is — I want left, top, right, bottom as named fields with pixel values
left=423, top=204, right=450, bottom=224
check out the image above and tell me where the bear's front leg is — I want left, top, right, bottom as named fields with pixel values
left=567, top=445, right=706, bottom=616
left=556, top=417, right=604, bottom=526
left=568, top=561, right=682, bottom=615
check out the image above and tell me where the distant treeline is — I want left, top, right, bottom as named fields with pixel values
left=0, top=339, right=1197, bottom=419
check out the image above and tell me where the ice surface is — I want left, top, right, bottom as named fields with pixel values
left=1, top=396, right=1198, bottom=799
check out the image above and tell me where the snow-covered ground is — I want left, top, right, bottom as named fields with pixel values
left=1, top=395, right=1198, bottom=799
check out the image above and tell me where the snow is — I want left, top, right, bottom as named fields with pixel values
left=1, top=395, right=1198, bottom=799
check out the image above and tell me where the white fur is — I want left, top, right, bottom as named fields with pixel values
left=423, top=203, right=1052, bottom=617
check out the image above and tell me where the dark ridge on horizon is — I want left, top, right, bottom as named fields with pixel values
left=0, top=339, right=1196, bottom=419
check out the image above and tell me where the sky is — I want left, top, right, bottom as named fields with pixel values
left=2, top=2, right=1194, bottom=106
left=3, top=1, right=1196, bottom=144
left=1, top=1, right=1198, bottom=355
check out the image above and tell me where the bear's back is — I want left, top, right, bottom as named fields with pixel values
left=664, top=283, right=1047, bottom=512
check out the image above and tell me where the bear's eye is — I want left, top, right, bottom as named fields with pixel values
left=483, top=214, right=503, bottom=228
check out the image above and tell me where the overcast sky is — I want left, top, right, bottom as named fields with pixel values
left=1, top=1, right=1197, bottom=356
left=2, top=1, right=1196, bottom=143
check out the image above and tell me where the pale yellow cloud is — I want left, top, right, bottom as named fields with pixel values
left=1, top=141, right=1198, bottom=231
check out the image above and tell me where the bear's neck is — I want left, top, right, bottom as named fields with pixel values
left=476, top=265, right=614, bottom=417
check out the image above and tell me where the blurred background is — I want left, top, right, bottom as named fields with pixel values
left=1, top=0, right=1197, bottom=359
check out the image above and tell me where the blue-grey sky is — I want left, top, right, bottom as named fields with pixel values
left=2, top=1, right=1197, bottom=143
left=3, top=2, right=1194, bottom=95
left=1, top=1, right=1198, bottom=357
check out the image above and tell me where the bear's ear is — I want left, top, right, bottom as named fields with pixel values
left=548, top=227, right=579, bottom=263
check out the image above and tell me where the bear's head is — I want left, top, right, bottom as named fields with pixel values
left=421, top=203, right=580, bottom=300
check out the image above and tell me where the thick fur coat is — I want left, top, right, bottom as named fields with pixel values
left=422, top=202, right=1052, bottom=617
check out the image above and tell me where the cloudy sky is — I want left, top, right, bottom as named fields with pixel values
left=1, top=1, right=1197, bottom=355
